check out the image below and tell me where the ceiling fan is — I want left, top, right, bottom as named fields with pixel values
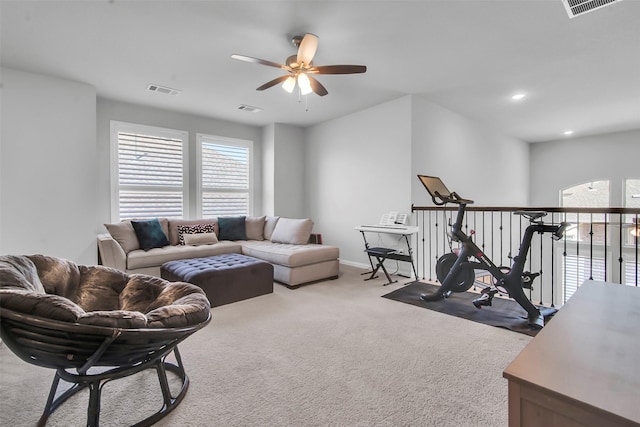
left=231, top=33, right=366, bottom=97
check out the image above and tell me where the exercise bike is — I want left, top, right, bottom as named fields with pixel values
left=417, top=175, right=568, bottom=328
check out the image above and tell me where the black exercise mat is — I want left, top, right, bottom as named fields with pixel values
left=382, top=281, right=556, bottom=336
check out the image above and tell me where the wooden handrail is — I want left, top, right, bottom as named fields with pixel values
left=412, top=205, right=640, bottom=215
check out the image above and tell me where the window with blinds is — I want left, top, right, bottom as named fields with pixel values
left=197, top=134, right=252, bottom=217
left=562, top=255, right=607, bottom=301
left=111, top=122, right=188, bottom=221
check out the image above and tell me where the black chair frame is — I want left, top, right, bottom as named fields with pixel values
left=0, top=308, right=211, bottom=427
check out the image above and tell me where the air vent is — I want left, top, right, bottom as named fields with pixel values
left=561, top=0, right=623, bottom=18
left=237, top=104, right=263, bottom=113
left=147, top=84, right=180, bottom=96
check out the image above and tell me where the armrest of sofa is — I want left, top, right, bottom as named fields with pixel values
left=97, top=233, right=127, bottom=271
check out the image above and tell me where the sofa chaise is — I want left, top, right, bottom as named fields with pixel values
left=98, top=216, right=339, bottom=287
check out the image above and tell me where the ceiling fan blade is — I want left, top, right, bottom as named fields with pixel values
left=256, top=75, right=291, bottom=91
left=297, top=33, right=318, bottom=66
left=307, top=75, right=328, bottom=96
left=310, top=65, right=367, bottom=74
left=231, top=54, right=288, bottom=70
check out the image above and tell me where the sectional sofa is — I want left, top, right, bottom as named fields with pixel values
left=97, top=216, right=340, bottom=287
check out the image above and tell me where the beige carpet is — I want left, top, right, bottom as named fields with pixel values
left=0, top=265, right=531, bottom=426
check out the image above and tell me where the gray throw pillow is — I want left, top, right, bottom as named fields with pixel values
left=218, top=216, right=247, bottom=240
left=104, top=221, right=140, bottom=253
left=245, top=216, right=266, bottom=240
left=131, top=218, right=170, bottom=251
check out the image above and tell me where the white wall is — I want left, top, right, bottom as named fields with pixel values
left=261, top=123, right=306, bottom=218
left=304, top=94, right=531, bottom=269
left=96, top=98, right=264, bottom=224
left=273, top=124, right=305, bottom=218
left=411, top=96, right=530, bottom=207
left=305, top=97, right=413, bottom=267
left=530, top=129, right=640, bottom=206
left=261, top=124, right=276, bottom=215
left=1, top=67, right=98, bottom=264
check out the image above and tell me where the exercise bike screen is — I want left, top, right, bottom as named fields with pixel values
left=418, top=175, right=451, bottom=199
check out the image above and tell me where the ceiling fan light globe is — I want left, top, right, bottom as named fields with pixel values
left=282, top=76, right=296, bottom=93
left=297, top=73, right=313, bottom=95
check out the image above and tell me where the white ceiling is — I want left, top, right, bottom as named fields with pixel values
left=2, top=0, right=639, bottom=143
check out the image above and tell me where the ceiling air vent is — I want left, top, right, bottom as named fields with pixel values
left=561, top=0, right=623, bottom=18
left=237, top=104, right=263, bottom=113
left=147, top=84, right=180, bottom=96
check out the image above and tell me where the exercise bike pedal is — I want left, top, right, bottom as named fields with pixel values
left=420, top=290, right=452, bottom=302
left=521, top=272, right=540, bottom=289
left=472, top=288, right=498, bottom=308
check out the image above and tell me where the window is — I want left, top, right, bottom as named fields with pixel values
left=562, top=255, right=607, bottom=301
left=560, top=180, right=610, bottom=299
left=111, top=122, right=188, bottom=221
left=561, top=180, right=610, bottom=242
left=197, top=134, right=252, bottom=217
left=623, top=178, right=639, bottom=285
left=626, top=179, right=640, bottom=208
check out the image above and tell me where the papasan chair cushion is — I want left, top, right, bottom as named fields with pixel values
left=0, top=254, right=211, bottom=427
left=0, top=254, right=210, bottom=328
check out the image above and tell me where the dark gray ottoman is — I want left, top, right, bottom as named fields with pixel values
left=161, top=253, right=273, bottom=307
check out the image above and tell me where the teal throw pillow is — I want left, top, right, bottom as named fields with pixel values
left=218, top=216, right=247, bottom=240
left=131, top=218, right=170, bottom=251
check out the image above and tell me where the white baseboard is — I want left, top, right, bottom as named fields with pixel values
left=339, top=259, right=370, bottom=270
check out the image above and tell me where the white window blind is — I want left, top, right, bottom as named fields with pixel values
left=197, top=134, right=252, bottom=217
left=111, top=122, right=188, bottom=220
left=624, top=261, right=639, bottom=286
left=563, top=255, right=606, bottom=301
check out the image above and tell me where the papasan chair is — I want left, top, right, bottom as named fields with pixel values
left=0, top=254, right=211, bottom=427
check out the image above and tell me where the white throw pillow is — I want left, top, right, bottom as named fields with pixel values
left=270, top=218, right=314, bottom=245
left=183, top=232, right=219, bottom=246
left=264, top=216, right=280, bottom=240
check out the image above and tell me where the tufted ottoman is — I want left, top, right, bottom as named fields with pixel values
left=161, top=253, right=274, bottom=307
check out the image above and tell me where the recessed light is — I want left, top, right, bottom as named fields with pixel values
left=563, top=130, right=574, bottom=135
left=511, top=93, right=526, bottom=101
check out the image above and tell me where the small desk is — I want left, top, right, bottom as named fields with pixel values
left=503, top=280, right=640, bottom=427
left=355, top=225, right=419, bottom=285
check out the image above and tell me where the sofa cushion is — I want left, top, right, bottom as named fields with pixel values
left=183, top=232, right=218, bottom=246
left=177, top=223, right=216, bottom=245
left=270, top=218, right=314, bottom=245
left=245, top=216, right=266, bottom=240
left=131, top=218, right=170, bottom=251
left=264, top=216, right=280, bottom=240
left=239, top=240, right=339, bottom=268
left=104, top=221, right=140, bottom=253
left=127, top=241, right=242, bottom=270
left=218, top=216, right=247, bottom=240
left=168, top=219, right=218, bottom=246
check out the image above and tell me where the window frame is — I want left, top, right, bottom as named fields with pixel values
left=195, top=133, right=254, bottom=218
left=110, top=121, right=189, bottom=222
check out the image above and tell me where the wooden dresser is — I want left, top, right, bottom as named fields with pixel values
left=503, top=280, right=640, bottom=427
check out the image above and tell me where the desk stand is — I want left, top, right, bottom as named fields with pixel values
left=358, top=229, right=418, bottom=286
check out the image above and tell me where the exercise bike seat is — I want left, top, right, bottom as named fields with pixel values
left=513, top=210, right=547, bottom=221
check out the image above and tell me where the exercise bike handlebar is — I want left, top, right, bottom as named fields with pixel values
left=433, top=190, right=474, bottom=206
